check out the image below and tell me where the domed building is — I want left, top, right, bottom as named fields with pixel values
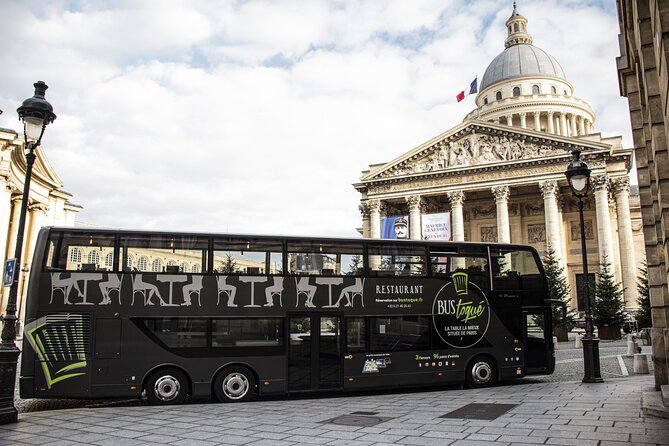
left=354, top=6, right=643, bottom=314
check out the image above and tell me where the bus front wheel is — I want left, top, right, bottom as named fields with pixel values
left=145, top=368, right=189, bottom=405
left=466, top=356, right=497, bottom=388
left=214, top=366, right=257, bottom=403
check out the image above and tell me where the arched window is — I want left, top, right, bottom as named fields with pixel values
left=70, top=248, right=82, bottom=263
left=180, top=262, right=189, bottom=273
left=564, top=89, right=568, bottom=96
left=484, top=97, right=488, bottom=105
left=513, top=23, right=518, bottom=32
left=496, top=91, right=502, bottom=100
left=138, top=257, right=148, bottom=271
left=551, top=86, right=557, bottom=94
left=152, top=259, right=163, bottom=272
left=508, top=26, right=512, bottom=33
left=512, top=87, right=520, bottom=97
left=532, top=85, right=540, bottom=94
left=126, top=256, right=134, bottom=269
left=105, top=253, right=113, bottom=268
left=192, top=264, right=200, bottom=274
left=88, top=251, right=100, bottom=265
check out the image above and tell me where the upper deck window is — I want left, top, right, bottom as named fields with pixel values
left=367, top=244, right=426, bottom=277
left=429, top=247, right=490, bottom=290
left=213, top=238, right=283, bottom=275
left=489, top=247, right=543, bottom=291
left=287, top=240, right=363, bottom=276
left=45, top=231, right=115, bottom=272
left=120, top=234, right=209, bottom=273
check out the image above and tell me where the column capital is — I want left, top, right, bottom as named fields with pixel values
left=547, top=111, right=555, bottom=116
left=405, top=195, right=423, bottom=210
left=368, top=199, right=382, bottom=213
left=539, top=180, right=559, bottom=198
left=446, top=190, right=465, bottom=206
left=358, top=202, right=371, bottom=218
left=610, top=176, right=631, bottom=195
left=491, top=185, right=510, bottom=201
left=28, top=203, right=49, bottom=213
left=518, top=112, right=526, bottom=117
left=591, top=174, right=609, bottom=192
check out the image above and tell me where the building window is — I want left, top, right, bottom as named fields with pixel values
left=138, top=257, right=148, bottom=271
left=532, top=85, right=540, bottom=94
left=70, top=248, right=82, bottom=263
left=180, top=262, right=189, bottom=272
left=152, top=259, right=163, bottom=272
left=87, top=251, right=100, bottom=265
left=192, top=264, right=200, bottom=273
left=484, top=97, right=488, bottom=104
left=496, top=91, right=502, bottom=100
left=513, top=86, right=520, bottom=97
left=551, top=86, right=557, bottom=94
left=126, top=256, right=134, bottom=269
left=105, top=253, right=113, bottom=268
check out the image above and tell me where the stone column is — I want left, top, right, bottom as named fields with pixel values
left=447, top=191, right=465, bottom=242
left=492, top=185, right=511, bottom=243
left=560, top=113, right=569, bottom=136
left=506, top=114, right=514, bottom=127
left=406, top=195, right=423, bottom=240
left=369, top=199, right=382, bottom=239
left=611, top=176, right=639, bottom=309
left=578, top=116, right=586, bottom=135
left=359, top=202, right=371, bottom=238
left=540, top=180, right=564, bottom=261
left=519, top=112, right=527, bottom=129
left=570, top=114, right=577, bottom=136
left=0, top=178, right=12, bottom=265
left=547, top=111, right=555, bottom=134
left=533, top=112, right=541, bottom=131
left=592, top=175, right=616, bottom=276
left=1, top=196, right=23, bottom=314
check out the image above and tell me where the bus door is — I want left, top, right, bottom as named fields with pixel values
left=523, top=308, right=552, bottom=373
left=287, top=313, right=342, bottom=392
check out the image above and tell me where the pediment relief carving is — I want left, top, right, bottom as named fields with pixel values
left=378, top=131, right=572, bottom=178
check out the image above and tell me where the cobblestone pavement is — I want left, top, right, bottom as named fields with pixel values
left=3, top=373, right=667, bottom=445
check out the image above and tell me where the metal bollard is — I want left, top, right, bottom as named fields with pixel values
left=627, top=334, right=640, bottom=356
left=633, top=353, right=650, bottom=374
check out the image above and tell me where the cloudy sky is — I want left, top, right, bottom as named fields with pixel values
left=0, top=0, right=628, bottom=238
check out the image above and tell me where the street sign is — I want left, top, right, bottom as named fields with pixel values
left=4, top=258, right=16, bottom=286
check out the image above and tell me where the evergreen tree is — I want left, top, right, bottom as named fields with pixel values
left=592, top=257, right=626, bottom=326
left=636, top=261, right=652, bottom=328
left=222, top=254, right=237, bottom=274
left=543, top=246, right=577, bottom=330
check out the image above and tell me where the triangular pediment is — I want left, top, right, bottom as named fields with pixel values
left=360, top=120, right=615, bottom=183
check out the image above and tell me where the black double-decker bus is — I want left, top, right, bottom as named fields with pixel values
left=20, top=227, right=555, bottom=404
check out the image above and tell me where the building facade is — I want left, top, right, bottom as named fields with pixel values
left=0, top=127, right=80, bottom=335
left=355, top=8, right=643, bottom=317
left=617, top=0, right=669, bottom=390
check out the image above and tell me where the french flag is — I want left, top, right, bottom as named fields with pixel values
left=456, top=77, right=478, bottom=103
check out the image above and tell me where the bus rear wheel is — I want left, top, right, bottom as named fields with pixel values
left=466, top=356, right=497, bottom=388
left=145, top=368, right=188, bottom=405
left=214, top=366, right=256, bottom=403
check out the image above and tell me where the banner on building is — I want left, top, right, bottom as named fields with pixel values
left=381, top=216, right=409, bottom=239
left=422, top=213, right=451, bottom=240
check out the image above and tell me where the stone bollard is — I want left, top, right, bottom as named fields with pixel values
left=553, top=336, right=558, bottom=348
left=575, top=334, right=583, bottom=348
left=627, top=334, right=640, bottom=356
left=633, top=354, right=650, bottom=374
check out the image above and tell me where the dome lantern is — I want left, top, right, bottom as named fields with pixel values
left=505, top=1, right=532, bottom=48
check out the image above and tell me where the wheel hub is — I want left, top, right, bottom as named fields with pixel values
left=154, top=375, right=181, bottom=401
left=223, top=373, right=249, bottom=400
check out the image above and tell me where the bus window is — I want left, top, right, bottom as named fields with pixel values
left=45, top=231, right=115, bottom=271
left=370, top=316, right=429, bottom=351
left=428, top=248, right=489, bottom=289
left=142, top=318, right=208, bottom=348
left=212, top=318, right=283, bottom=347
left=121, top=234, right=209, bottom=273
left=287, top=241, right=363, bottom=276
left=367, top=244, right=426, bottom=277
left=489, top=247, right=542, bottom=290
left=346, top=317, right=366, bottom=352
left=213, top=238, right=283, bottom=275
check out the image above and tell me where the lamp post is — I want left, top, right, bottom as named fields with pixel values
left=565, top=149, right=603, bottom=383
left=0, top=81, right=56, bottom=424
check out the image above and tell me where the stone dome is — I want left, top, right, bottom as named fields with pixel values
left=480, top=43, right=567, bottom=91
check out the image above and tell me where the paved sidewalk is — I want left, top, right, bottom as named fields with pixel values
left=2, top=374, right=668, bottom=446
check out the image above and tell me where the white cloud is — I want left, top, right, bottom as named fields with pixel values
left=0, top=0, right=631, bottom=237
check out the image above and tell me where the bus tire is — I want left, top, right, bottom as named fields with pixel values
left=466, top=356, right=497, bottom=388
left=213, top=366, right=257, bottom=403
left=145, top=367, right=189, bottom=405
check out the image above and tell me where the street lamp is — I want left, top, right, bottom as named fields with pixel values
left=565, top=149, right=603, bottom=383
left=0, top=81, right=56, bottom=424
